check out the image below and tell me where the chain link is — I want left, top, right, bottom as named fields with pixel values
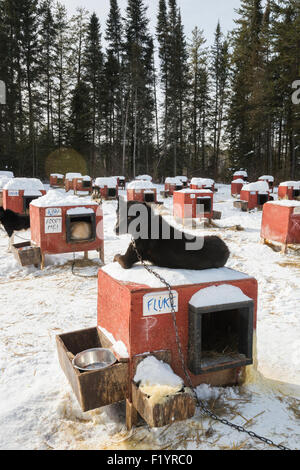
left=131, top=239, right=292, bottom=451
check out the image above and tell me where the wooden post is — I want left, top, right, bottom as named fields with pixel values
left=83, top=251, right=88, bottom=260
left=41, top=253, right=45, bottom=270
left=126, top=399, right=138, bottom=431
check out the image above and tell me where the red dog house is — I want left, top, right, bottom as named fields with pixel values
left=261, top=200, right=300, bottom=253
left=165, top=177, right=184, bottom=196
left=65, top=173, right=82, bottom=192
left=190, top=178, right=215, bottom=192
left=73, top=176, right=93, bottom=195
left=236, top=181, right=271, bottom=211
left=98, top=265, right=257, bottom=389
left=50, top=174, right=65, bottom=188
left=278, top=181, right=300, bottom=201
left=231, top=179, right=245, bottom=198
left=173, top=189, right=214, bottom=221
left=258, top=175, right=274, bottom=191
left=176, top=176, right=189, bottom=188
left=30, top=191, right=104, bottom=268
left=0, top=175, right=14, bottom=207
left=3, top=178, right=46, bottom=215
left=233, top=170, right=248, bottom=182
left=115, top=176, right=126, bottom=189
left=94, top=177, right=119, bottom=200
left=127, top=180, right=157, bottom=203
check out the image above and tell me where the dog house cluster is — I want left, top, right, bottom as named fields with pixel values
left=278, top=181, right=300, bottom=201
left=94, top=177, right=118, bottom=200
left=3, top=178, right=46, bottom=215
left=127, top=180, right=157, bottom=203
left=235, top=181, right=271, bottom=211
left=30, top=190, right=104, bottom=267
left=173, top=188, right=214, bottom=221
left=57, top=262, right=257, bottom=428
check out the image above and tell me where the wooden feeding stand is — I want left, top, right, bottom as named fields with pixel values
left=163, top=177, right=184, bottom=198
left=93, top=177, right=119, bottom=201
left=190, top=177, right=216, bottom=193
left=3, top=178, right=46, bottom=215
left=64, top=173, right=82, bottom=192
left=127, top=180, right=157, bottom=203
left=173, top=189, right=214, bottom=227
left=73, top=176, right=93, bottom=196
left=234, top=181, right=271, bottom=212
left=233, top=170, right=248, bottom=182
left=29, top=192, right=104, bottom=269
left=50, top=174, right=65, bottom=189
left=261, top=200, right=300, bottom=254
left=231, top=179, right=245, bottom=198
left=56, top=265, right=258, bottom=430
left=278, top=181, right=300, bottom=201
left=258, top=175, right=274, bottom=191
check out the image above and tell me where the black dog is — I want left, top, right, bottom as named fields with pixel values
left=114, top=200, right=230, bottom=270
left=0, top=208, right=30, bottom=250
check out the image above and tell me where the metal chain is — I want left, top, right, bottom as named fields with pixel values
left=131, top=238, right=292, bottom=451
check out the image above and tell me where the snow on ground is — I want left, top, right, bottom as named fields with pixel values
left=0, top=185, right=299, bottom=450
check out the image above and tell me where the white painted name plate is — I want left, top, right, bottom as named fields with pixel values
left=143, top=291, right=178, bottom=316
left=45, top=217, right=62, bottom=234
left=46, top=207, right=62, bottom=217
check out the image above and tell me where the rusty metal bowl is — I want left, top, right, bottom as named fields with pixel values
left=72, top=348, right=117, bottom=372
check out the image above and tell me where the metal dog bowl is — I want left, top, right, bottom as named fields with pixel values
left=72, top=348, right=117, bottom=372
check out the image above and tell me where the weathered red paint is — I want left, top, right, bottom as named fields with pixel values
left=127, top=188, right=157, bottom=203
left=173, top=190, right=214, bottom=219
left=278, top=185, right=295, bottom=201
left=261, top=202, right=300, bottom=245
left=190, top=183, right=215, bottom=192
left=231, top=181, right=244, bottom=197
left=239, top=189, right=270, bottom=211
left=3, top=189, right=46, bottom=214
left=73, top=178, right=93, bottom=195
left=30, top=203, right=104, bottom=255
left=50, top=175, right=65, bottom=188
left=165, top=183, right=183, bottom=196
left=97, top=270, right=258, bottom=387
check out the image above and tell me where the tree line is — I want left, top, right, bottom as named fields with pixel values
left=0, top=0, right=299, bottom=181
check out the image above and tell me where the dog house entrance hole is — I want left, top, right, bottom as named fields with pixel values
left=293, top=189, right=300, bottom=198
left=144, top=192, right=155, bottom=203
left=108, top=188, right=116, bottom=198
left=257, top=194, right=269, bottom=206
left=82, top=181, right=91, bottom=189
left=23, top=196, right=40, bottom=215
left=188, top=300, right=253, bottom=374
left=197, top=197, right=212, bottom=214
left=66, top=213, right=96, bottom=243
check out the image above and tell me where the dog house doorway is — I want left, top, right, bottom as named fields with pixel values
left=257, top=194, right=269, bottom=206
left=197, top=196, right=212, bottom=215
left=66, top=212, right=96, bottom=244
left=144, top=192, right=155, bottom=203
left=188, top=296, right=254, bottom=374
left=23, top=196, right=40, bottom=215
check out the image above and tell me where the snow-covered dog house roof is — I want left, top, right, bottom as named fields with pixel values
left=127, top=180, right=155, bottom=190
left=65, top=172, right=82, bottom=181
left=176, top=176, right=188, bottom=182
left=0, top=170, right=14, bottom=178
left=231, top=178, right=245, bottom=184
left=189, top=284, right=251, bottom=308
left=30, top=190, right=98, bottom=208
left=0, top=176, right=13, bottom=190
left=177, top=188, right=213, bottom=195
left=136, top=175, right=152, bottom=182
left=94, top=177, right=118, bottom=188
left=165, top=177, right=183, bottom=185
left=50, top=173, right=64, bottom=179
left=234, top=170, right=248, bottom=177
left=259, top=175, right=274, bottom=183
left=279, top=181, right=300, bottom=189
left=242, top=181, right=270, bottom=194
left=190, top=177, right=215, bottom=187
left=4, top=177, right=45, bottom=196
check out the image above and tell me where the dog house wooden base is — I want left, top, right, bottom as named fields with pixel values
left=261, top=201, right=300, bottom=253
left=235, top=189, right=270, bottom=212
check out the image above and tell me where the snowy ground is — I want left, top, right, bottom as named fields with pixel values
left=0, top=184, right=299, bottom=450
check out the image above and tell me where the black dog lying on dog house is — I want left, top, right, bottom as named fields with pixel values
left=114, top=199, right=230, bottom=270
